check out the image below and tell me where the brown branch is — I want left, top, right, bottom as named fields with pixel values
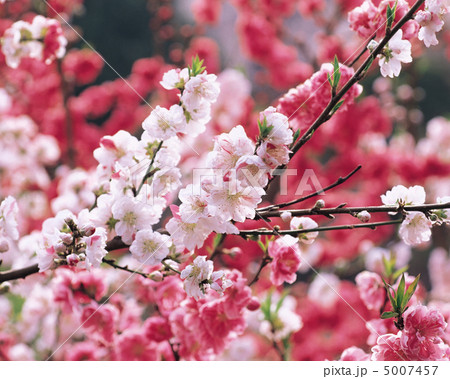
left=257, top=165, right=361, bottom=213
left=102, top=258, right=150, bottom=279
left=0, top=236, right=129, bottom=284
left=261, top=0, right=425, bottom=195
left=289, top=0, right=425, bottom=158
left=259, top=202, right=450, bottom=218
left=249, top=254, right=273, bottom=286
left=241, top=219, right=403, bottom=237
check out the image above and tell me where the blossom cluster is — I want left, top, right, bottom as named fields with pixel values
left=1, top=0, right=450, bottom=363
left=2, top=15, right=67, bottom=68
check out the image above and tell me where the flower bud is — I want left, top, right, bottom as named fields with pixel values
left=66, top=253, right=80, bottom=266
left=357, top=210, right=371, bottom=223
left=0, top=239, right=9, bottom=253
left=54, top=242, right=67, bottom=253
left=247, top=296, right=261, bottom=311
left=80, top=223, right=96, bottom=237
left=59, top=232, right=73, bottom=245
left=148, top=271, right=164, bottom=282
left=314, top=199, right=325, bottom=209
left=368, top=40, right=379, bottom=52
left=280, top=211, right=292, bottom=222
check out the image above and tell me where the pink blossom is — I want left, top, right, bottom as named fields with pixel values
left=144, top=316, right=173, bottom=342
left=290, top=216, right=319, bottom=244
left=80, top=303, right=118, bottom=343
left=372, top=333, right=408, bottom=361
left=268, top=236, right=302, bottom=286
left=401, top=305, right=449, bottom=360
left=129, top=229, right=171, bottom=264
left=0, top=196, right=19, bottom=242
left=142, top=104, right=187, bottom=140
left=399, top=211, right=432, bottom=246
left=1, top=16, right=66, bottom=68
left=116, top=329, right=158, bottom=360
left=378, top=30, right=412, bottom=78
left=207, top=125, right=254, bottom=171
left=355, top=271, right=385, bottom=311
left=340, top=346, right=370, bottom=361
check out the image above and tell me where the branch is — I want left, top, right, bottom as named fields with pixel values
left=262, top=0, right=425, bottom=193
left=136, top=140, right=163, bottom=195
left=240, top=219, right=403, bottom=237
left=102, top=258, right=150, bottom=279
left=257, top=165, right=361, bottom=213
left=0, top=236, right=129, bottom=284
left=289, top=0, right=425, bottom=158
left=259, top=202, right=450, bottom=219
left=249, top=254, right=272, bottom=286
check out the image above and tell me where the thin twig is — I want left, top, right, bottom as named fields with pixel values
left=290, top=0, right=425, bottom=158
left=102, top=258, right=150, bottom=279
left=0, top=236, right=128, bottom=284
left=257, top=165, right=361, bottom=213
left=241, top=219, right=403, bottom=237
left=136, top=141, right=163, bottom=195
left=259, top=202, right=450, bottom=218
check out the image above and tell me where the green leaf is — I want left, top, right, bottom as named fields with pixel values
left=392, top=266, right=408, bottom=282
left=386, top=1, right=398, bottom=31
left=293, top=129, right=300, bottom=143
left=382, top=277, right=397, bottom=310
left=275, top=290, right=289, bottom=313
left=401, top=274, right=420, bottom=310
left=212, top=233, right=223, bottom=249
left=331, top=100, right=344, bottom=115
left=396, top=274, right=405, bottom=310
left=261, top=293, right=273, bottom=321
left=381, top=311, right=399, bottom=319
left=332, top=56, right=341, bottom=89
left=189, top=55, right=206, bottom=77
left=327, top=73, right=333, bottom=88
left=257, top=239, right=266, bottom=252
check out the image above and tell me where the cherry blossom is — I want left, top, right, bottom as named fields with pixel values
left=1, top=16, right=67, bottom=68
left=381, top=185, right=426, bottom=206
left=355, top=271, right=385, bottom=311
left=377, top=30, right=412, bottom=78
left=268, top=235, right=302, bottom=286
left=142, top=105, right=186, bottom=140
left=129, top=229, right=171, bottom=264
left=399, top=211, right=432, bottom=246
left=180, top=255, right=231, bottom=300
left=290, top=217, right=319, bottom=244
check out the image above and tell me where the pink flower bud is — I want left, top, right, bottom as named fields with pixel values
left=59, top=233, right=73, bottom=245
left=148, top=271, right=164, bottom=282
left=80, top=223, right=96, bottom=237
left=247, top=296, right=261, bottom=311
left=55, top=242, right=67, bottom=253
left=314, top=199, right=325, bottom=209
left=357, top=211, right=371, bottom=223
left=280, top=211, right=292, bottom=222
left=66, top=253, right=80, bottom=266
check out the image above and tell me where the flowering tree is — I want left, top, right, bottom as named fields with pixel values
left=0, top=0, right=450, bottom=361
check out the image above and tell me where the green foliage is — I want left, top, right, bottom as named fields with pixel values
left=327, top=56, right=341, bottom=96
left=188, top=55, right=206, bottom=77
left=381, top=273, right=420, bottom=320
left=258, top=117, right=274, bottom=139
left=386, top=1, right=398, bottom=31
